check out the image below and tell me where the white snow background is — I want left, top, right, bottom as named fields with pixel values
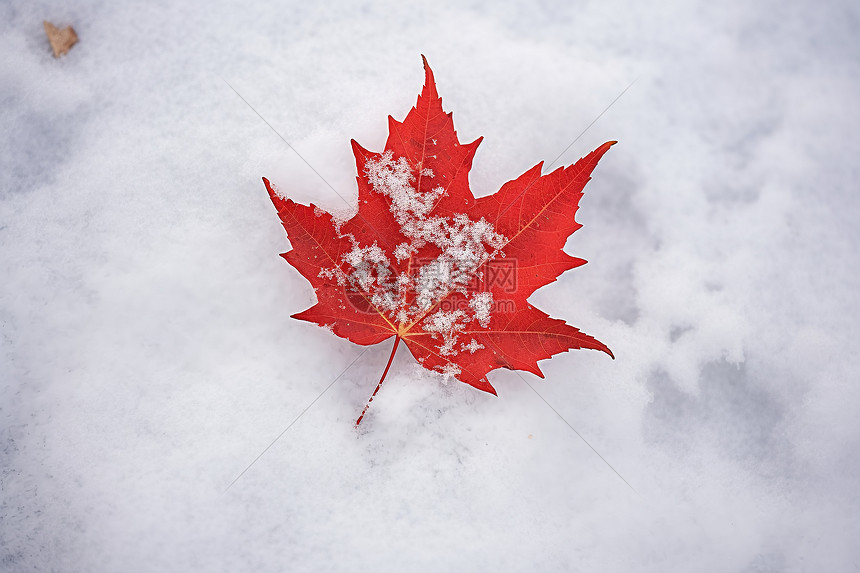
left=2, top=0, right=859, bottom=571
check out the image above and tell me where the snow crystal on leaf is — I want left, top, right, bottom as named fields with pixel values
left=436, top=362, right=461, bottom=383
left=342, top=240, right=391, bottom=292
left=423, top=309, right=469, bottom=356
left=393, top=242, right=413, bottom=261
left=469, top=292, right=493, bottom=327
left=462, top=338, right=484, bottom=354
left=365, top=151, right=442, bottom=224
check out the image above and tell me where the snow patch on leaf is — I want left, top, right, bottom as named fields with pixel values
left=435, top=362, right=461, bottom=383
left=469, top=292, right=493, bottom=328
left=315, top=150, right=509, bottom=361
left=461, top=338, right=484, bottom=354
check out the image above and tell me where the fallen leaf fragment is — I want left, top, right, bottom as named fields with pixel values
left=43, top=21, right=78, bottom=58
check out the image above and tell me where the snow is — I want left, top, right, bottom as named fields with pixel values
left=2, top=0, right=860, bottom=571
left=469, top=291, right=493, bottom=328
left=462, top=338, right=485, bottom=354
left=436, top=362, right=462, bottom=383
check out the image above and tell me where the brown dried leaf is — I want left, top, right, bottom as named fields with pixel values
left=43, top=21, right=78, bottom=58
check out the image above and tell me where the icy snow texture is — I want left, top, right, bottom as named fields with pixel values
left=1, top=0, right=860, bottom=572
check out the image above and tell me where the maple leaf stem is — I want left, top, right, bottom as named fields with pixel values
left=355, top=336, right=401, bottom=427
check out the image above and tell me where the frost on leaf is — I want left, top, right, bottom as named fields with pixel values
left=263, top=56, right=616, bottom=423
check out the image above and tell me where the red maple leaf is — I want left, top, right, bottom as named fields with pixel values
left=264, top=57, right=615, bottom=425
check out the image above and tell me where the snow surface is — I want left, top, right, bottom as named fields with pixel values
left=2, top=0, right=859, bottom=571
